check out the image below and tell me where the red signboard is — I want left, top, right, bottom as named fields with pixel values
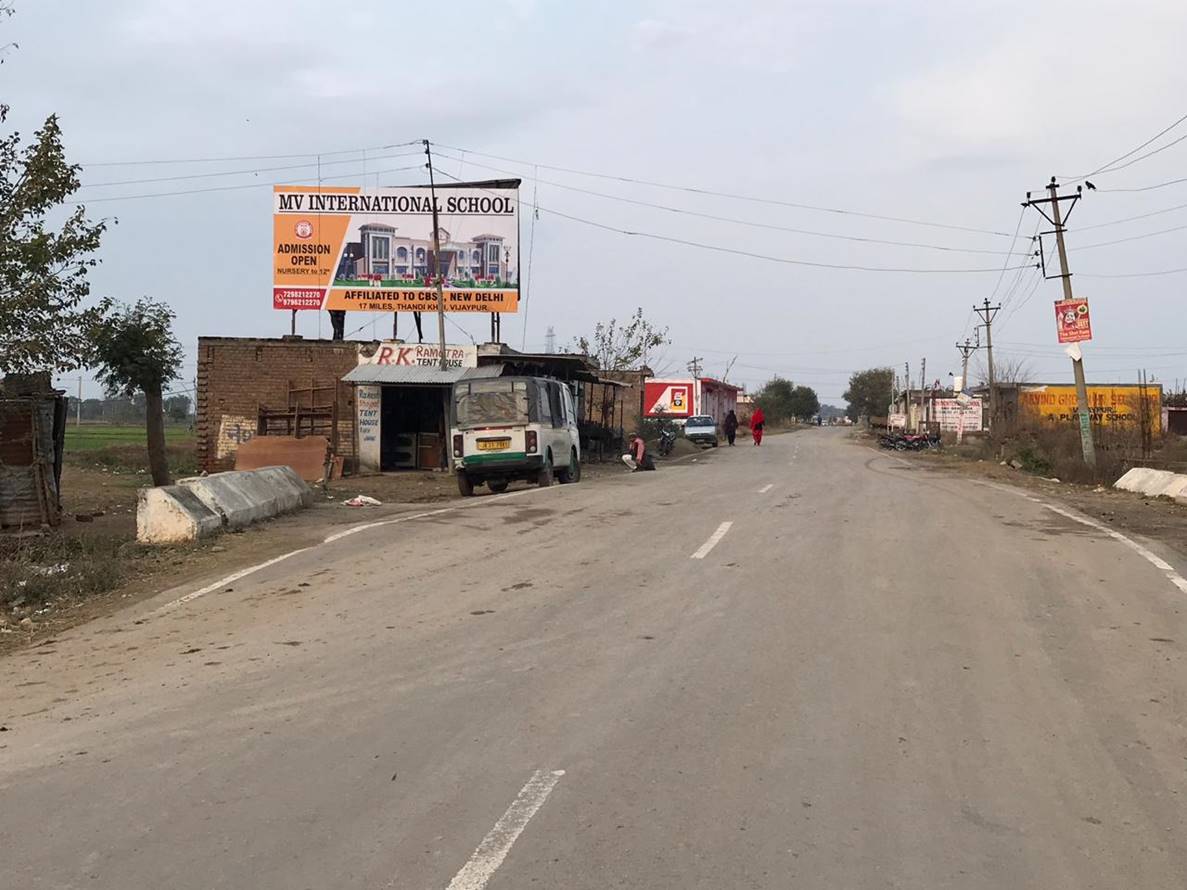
left=274, top=287, right=325, bottom=310
left=644, top=381, right=694, bottom=418
left=1054, top=298, right=1092, bottom=344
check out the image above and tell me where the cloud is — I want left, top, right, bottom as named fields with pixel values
left=629, top=19, right=692, bottom=51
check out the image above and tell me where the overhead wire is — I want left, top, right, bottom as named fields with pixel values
left=1075, top=199, right=1187, bottom=231
left=1098, top=175, right=1187, bottom=194
left=81, top=141, right=422, bottom=167
left=432, top=142, right=1017, bottom=239
left=435, top=167, right=1035, bottom=275
left=432, top=148, right=1021, bottom=257
left=1070, top=219, right=1187, bottom=251
left=78, top=149, right=424, bottom=189
left=79, top=163, right=426, bottom=203
left=1059, top=111, right=1187, bottom=183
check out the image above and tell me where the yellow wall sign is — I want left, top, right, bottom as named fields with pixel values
left=1019, top=384, right=1162, bottom=433
left=272, top=183, right=520, bottom=313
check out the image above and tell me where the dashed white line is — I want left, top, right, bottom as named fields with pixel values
left=691, top=521, right=733, bottom=559
left=445, top=769, right=565, bottom=890
left=758, top=483, right=774, bottom=494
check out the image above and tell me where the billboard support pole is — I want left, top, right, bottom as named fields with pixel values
left=1025, top=177, right=1095, bottom=468
left=290, top=309, right=296, bottom=336
left=423, top=140, right=450, bottom=373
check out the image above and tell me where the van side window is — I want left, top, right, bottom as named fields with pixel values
left=536, top=380, right=553, bottom=426
left=548, top=382, right=564, bottom=428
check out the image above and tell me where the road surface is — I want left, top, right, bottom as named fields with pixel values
left=3, top=430, right=1187, bottom=888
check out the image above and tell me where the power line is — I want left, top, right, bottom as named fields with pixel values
left=81, top=140, right=422, bottom=168
left=79, top=163, right=426, bottom=203
left=1060, top=111, right=1187, bottom=183
left=78, top=149, right=423, bottom=189
left=1070, top=219, right=1187, bottom=251
left=1076, top=199, right=1187, bottom=231
left=432, top=148, right=1021, bottom=257
left=435, top=166, right=1029, bottom=274
left=1098, top=175, right=1187, bottom=194
left=432, top=141, right=1017, bottom=239
left=1079, top=265, right=1187, bottom=278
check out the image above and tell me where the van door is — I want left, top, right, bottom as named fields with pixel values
left=562, top=384, right=580, bottom=461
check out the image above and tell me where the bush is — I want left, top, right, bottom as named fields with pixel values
left=0, top=535, right=128, bottom=611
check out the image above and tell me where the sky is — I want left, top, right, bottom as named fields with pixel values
left=6, top=0, right=1187, bottom=405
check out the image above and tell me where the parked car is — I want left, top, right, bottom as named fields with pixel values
left=450, top=376, right=582, bottom=496
left=683, top=414, right=719, bottom=448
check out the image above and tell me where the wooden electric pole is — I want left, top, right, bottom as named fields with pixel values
left=1024, top=177, right=1095, bottom=467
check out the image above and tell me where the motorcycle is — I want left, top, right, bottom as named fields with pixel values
left=658, top=425, right=678, bottom=456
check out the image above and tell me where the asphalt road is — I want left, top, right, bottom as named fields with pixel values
left=3, top=429, right=1187, bottom=889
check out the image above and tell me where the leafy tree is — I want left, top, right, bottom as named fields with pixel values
left=754, top=376, right=796, bottom=423
left=789, top=385, right=820, bottom=421
left=574, top=307, right=668, bottom=371
left=843, top=367, right=894, bottom=421
left=91, top=300, right=184, bottom=486
left=0, top=104, right=109, bottom=374
left=165, top=394, right=192, bottom=423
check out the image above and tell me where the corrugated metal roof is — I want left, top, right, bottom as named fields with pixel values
left=342, top=363, right=505, bottom=386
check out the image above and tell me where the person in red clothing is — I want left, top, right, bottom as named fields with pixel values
left=750, top=406, right=766, bottom=445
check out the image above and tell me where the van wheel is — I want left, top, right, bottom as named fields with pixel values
left=457, top=473, right=475, bottom=497
left=558, top=448, right=581, bottom=484
left=537, top=455, right=554, bottom=487
left=488, top=480, right=509, bottom=493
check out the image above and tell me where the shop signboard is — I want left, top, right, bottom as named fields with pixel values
left=273, top=182, right=520, bottom=313
left=1019, top=384, right=1161, bottom=433
left=358, top=342, right=477, bottom=369
left=1054, top=298, right=1092, bottom=344
left=933, top=397, right=982, bottom=433
left=644, top=381, right=694, bottom=418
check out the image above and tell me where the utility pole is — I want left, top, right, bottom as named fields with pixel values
left=423, top=140, right=450, bottom=372
left=687, top=356, right=703, bottom=379
left=544, top=326, right=556, bottom=354
left=955, top=339, right=976, bottom=393
left=919, top=357, right=926, bottom=431
left=973, top=299, right=1001, bottom=434
left=903, top=361, right=910, bottom=429
left=76, top=375, right=83, bottom=427
left=1024, top=177, right=1095, bottom=467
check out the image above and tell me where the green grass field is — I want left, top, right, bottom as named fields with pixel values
left=64, top=424, right=193, bottom=452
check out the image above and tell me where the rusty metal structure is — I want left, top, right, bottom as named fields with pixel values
left=0, top=378, right=67, bottom=529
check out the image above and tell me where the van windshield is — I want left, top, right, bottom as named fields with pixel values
left=455, top=379, right=530, bottom=429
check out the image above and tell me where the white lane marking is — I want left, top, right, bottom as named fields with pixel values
left=691, top=521, right=733, bottom=559
left=150, top=548, right=312, bottom=615
left=445, top=769, right=565, bottom=890
left=146, top=485, right=561, bottom=618
left=758, top=483, right=774, bottom=494
left=982, top=483, right=1187, bottom=595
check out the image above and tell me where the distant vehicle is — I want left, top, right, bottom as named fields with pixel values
left=683, top=414, right=719, bottom=448
left=451, top=376, right=581, bottom=496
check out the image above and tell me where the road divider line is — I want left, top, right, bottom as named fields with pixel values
left=445, top=769, right=565, bottom=890
left=692, top=521, right=733, bottom=559
left=150, top=548, right=312, bottom=615
left=758, top=483, right=774, bottom=494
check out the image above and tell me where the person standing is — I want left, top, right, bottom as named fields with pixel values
left=723, top=409, right=739, bottom=446
left=750, top=406, right=766, bottom=446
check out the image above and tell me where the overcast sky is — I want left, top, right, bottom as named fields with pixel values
left=7, top=0, right=1187, bottom=403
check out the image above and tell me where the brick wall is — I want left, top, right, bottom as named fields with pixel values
left=196, top=337, right=365, bottom=473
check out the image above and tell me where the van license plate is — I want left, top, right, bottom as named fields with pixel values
left=477, top=438, right=511, bottom=451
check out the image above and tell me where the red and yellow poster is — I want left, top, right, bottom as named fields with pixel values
left=1054, top=297, right=1092, bottom=343
left=273, top=183, right=520, bottom=313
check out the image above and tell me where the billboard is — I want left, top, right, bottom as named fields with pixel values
left=273, top=182, right=520, bottom=313
left=933, top=397, right=983, bottom=433
left=1054, top=298, right=1092, bottom=343
left=644, top=381, right=694, bottom=418
left=1020, top=384, right=1161, bottom=433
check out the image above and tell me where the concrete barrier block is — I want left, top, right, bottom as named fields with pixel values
left=137, top=486, right=222, bottom=544
left=1115, top=467, right=1179, bottom=497
left=180, top=467, right=312, bottom=530
left=1161, top=476, right=1187, bottom=501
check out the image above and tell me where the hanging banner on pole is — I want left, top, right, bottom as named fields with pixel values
left=272, top=181, right=521, bottom=313
left=1054, top=298, right=1092, bottom=344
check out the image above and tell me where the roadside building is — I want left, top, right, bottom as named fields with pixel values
left=642, top=377, right=739, bottom=425
left=0, top=374, right=67, bottom=528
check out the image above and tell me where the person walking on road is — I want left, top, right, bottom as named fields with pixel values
left=724, top=409, right=738, bottom=446
left=750, top=406, right=765, bottom=446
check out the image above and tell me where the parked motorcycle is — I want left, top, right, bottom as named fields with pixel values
left=658, top=425, right=678, bottom=456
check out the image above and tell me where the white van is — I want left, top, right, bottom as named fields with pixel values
left=450, top=376, right=582, bottom=496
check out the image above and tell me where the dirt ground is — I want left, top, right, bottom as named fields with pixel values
left=870, top=437, right=1187, bottom=558
left=0, top=449, right=703, bottom=655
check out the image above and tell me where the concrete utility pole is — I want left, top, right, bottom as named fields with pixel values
left=955, top=339, right=977, bottom=393
left=973, top=300, right=1001, bottom=433
left=687, top=357, right=703, bottom=379
left=903, top=362, right=910, bottom=428
left=919, top=357, right=926, bottom=431
left=1024, top=178, right=1095, bottom=467
left=423, top=140, right=450, bottom=372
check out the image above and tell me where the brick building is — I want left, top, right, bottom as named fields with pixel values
left=196, top=336, right=362, bottom=473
